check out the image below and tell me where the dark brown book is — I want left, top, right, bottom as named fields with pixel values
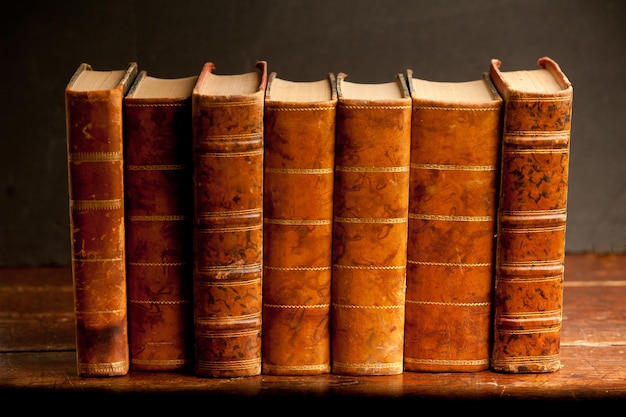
left=403, top=71, right=502, bottom=372
left=261, top=72, right=337, bottom=375
left=123, top=71, right=197, bottom=372
left=65, top=62, right=138, bottom=377
left=331, top=72, right=411, bottom=376
left=191, top=61, right=267, bottom=378
left=489, top=57, right=573, bottom=373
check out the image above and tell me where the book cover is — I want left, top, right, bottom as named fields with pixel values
left=262, top=72, right=337, bottom=375
left=65, top=62, right=138, bottom=377
left=123, top=71, right=197, bottom=372
left=403, top=71, right=502, bottom=372
left=192, top=61, right=267, bottom=378
left=489, top=57, right=573, bottom=373
left=331, top=72, right=411, bottom=376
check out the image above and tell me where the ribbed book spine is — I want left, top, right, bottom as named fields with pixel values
left=192, top=62, right=267, bottom=378
left=490, top=57, right=573, bottom=373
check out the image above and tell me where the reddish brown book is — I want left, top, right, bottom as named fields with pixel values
left=403, top=71, right=502, bottom=372
left=331, top=72, right=411, bottom=376
left=261, top=73, right=337, bottom=375
left=191, top=61, right=267, bottom=378
left=65, top=62, right=138, bottom=377
left=489, top=57, right=573, bottom=373
left=123, top=71, right=197, bottom=372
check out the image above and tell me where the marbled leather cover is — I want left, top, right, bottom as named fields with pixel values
left=490, top=57, right=573, bottom=373
left=261, top=73, right=337, bottom=375
left=192, top=61, right=267, bottom=378
left=404, top=72, right=502, bottom=372
left=331, top=73, right=411, bottom=376
left=123, top=71, right=195, bottom=372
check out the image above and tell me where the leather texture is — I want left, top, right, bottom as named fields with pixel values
left=261, top=73, right=337, bottom=375
left=123, top=71, right=195, bottom=372
left=192, top=61, right=267, bottom=378
left=65, top=62, right=138, bottom=377
left=404, top=73, right=502, bottom=372
left=331, top=73, right=411, bottom=376
left=490, top=57, right=573, bottom=373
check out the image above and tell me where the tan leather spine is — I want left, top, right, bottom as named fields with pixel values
left=123, top=71, right=196, bottom=372
left=261, top=73, right=337, bottom=375
left=403, top=72, right=502, bottom=372
left=490, top=57, right=573, bottom=373
left=65, top=62, right=138, bottom=377
left=331, top=73, right=411, bottom=376
left=192, top=61, right=267, bottom=378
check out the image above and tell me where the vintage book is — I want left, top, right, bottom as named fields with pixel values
left=123, top=71, right=197, bottom=372
left=331, top=72, right=411, bottom=376
left=65, top=62, right=138, bottom=377
left=403, top=71, right=502, bottom=372
left=191, top=61, right=267, bottom=378
left=489, top=57, right=573, bottom=373
left=261, top=72, right=337, bottom=375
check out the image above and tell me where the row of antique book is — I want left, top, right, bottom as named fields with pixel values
left=64, top=56, right=573, bottom=378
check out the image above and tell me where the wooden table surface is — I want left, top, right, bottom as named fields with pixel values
left=1, top=253, right=625, bottom=410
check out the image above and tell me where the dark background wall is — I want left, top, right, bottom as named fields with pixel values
left=1, top=0, right=624, bottom=267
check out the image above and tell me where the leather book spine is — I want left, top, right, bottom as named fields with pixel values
left=192, top=62, right=267, bottom=378
left=65, top=62, right=138, bottom=377
left=123, top=72, right=195, bottom=372
left=261, top=73, right=337, bottom=375
left=331, top=73, right=411, bottom=376
left=403, top=73, right=502, bottom=372
left=489, top=57, right=573, bottom=373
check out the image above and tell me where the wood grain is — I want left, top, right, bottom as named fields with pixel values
left=1, top=253, right=625, bottom=406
